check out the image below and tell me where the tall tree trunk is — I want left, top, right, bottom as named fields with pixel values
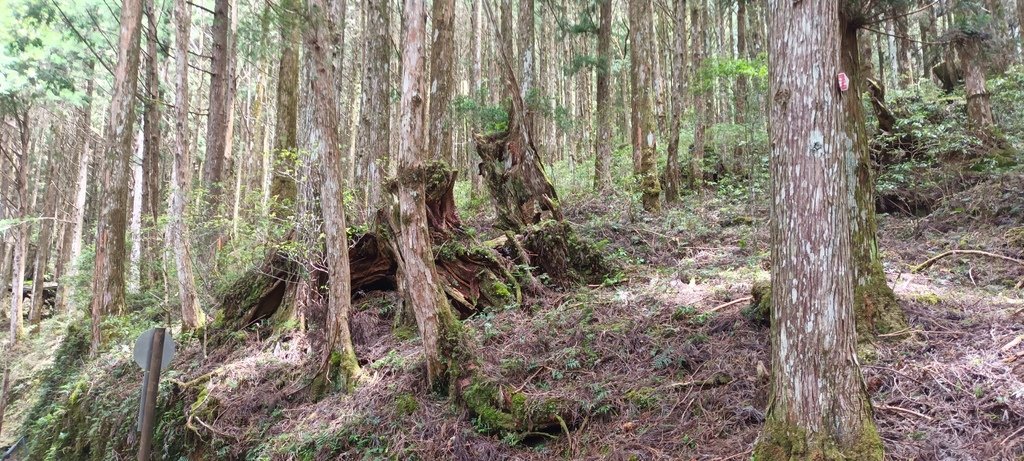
left=269, top=0, right=301, bottom=220
left=894, top=8, right=913, bottom=86
left=593, top=0, right=613, bottom=191
left=356, top=0, right=391, bottom=223
left=428, top=0, right=455, bottom=163
left=519, top=0, right=535, bottom=133
left=28, top=151, right=59, bottom=329
left=629, top=0, right=661, bottom=212
left=733, top=0, right=748, bottom=165
left=690, top=0, right=707, bottom=190
left=57, top=63, right=95, bottom=314
left=89, top=0, right=144, bottom=354
left=171, top=0, right=207, bottom=332
left=956, top=37, right=995, bottom=134
left=203, top=0, right=236, bottom=212
left=499, top=0, right=514, bottom=103
left=395, top=0, right=464, bottom=389
left=841, top=13, right=906, bottom=337
left=140, top=0, right=162, bottom=291
left=665, top=0, right=687, bottom=202
left=303, top=0, right=361, bottom=388
left=754, top=0, right=883, bottom=457
left=8, top=108, right=31, bottom=343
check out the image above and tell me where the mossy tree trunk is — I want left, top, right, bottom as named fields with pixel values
left=840, top=12, right=906, bottom=338
left=395, top=0, right=469, bottom=391
left=629, top=0, right=661, bottom=212
left=755, top=0, right=883, bottom=458
left=303, top=0, right=361, bottom=390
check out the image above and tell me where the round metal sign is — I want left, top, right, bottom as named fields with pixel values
left=133, top=328, right=176, bottom=370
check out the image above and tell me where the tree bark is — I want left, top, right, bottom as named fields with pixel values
left=690, top=1, right=708, bottom=190
left=8, top=107, right=31, bottom=343
left=593, top=0, right=613, bottom=191
left=171, top=0, right=207, bottom=332
left=519, top=0, right=535, bottom=135
left=355, top=0, right=391, bottom=224
left=956, top=36, right=995, bottom=134
left=269, top=0, right=301, bottom=220
left=629, top=0, right=661, bottom=212
left=203, top=0, right=236, bottom=211
left=141, top=0, right=162, bottom=291
left=754, top=0, right=883, bottom=457
left=665, top=0, right=688, bottom=202
left=428, top=0, right=455, bottom=163
left=841, top=14, right=906, bottom=337
left=89, top=0, right=144, bottom=353
left=56, top=63, right=95, bottom=314
left=28, top=150, right=59, bottom=329
left=394, top=0, right=466, bottom=390
left=303, top=0, right=361, bottom=390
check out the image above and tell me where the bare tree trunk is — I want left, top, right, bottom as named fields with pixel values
left=664, top=0, right=687, bottom=202
left=754, top=0, right=883, bottom=457
left=593, top=0, right=613, bottom=191
left=203, top=0, right=236, bottom=212
left=89, top=0, right=144, bottom=353
left=395, top=0, right=464, bottom=389
left=141, top=0, right=162, bottom=291
left=171, top=0, right=206, bottom=332
left=629, top=0, right=661, bottom=212
left=894, top=7, right=913, bottom=86
left=28, top=151, right=59, bottom=329
left=303, top=0, right=361, bottom=388
left=269, top=0, right=301, bottom=220
left=690, top=0, right=707, bottom=190
left=57, top=64, right=95, bottom=314
left=356, top=0, right=391, bottom=223
left=841, top=14, right=906, bottom=337
left=956, top=37, right=995, bottom=134
left=428, top=0, right=455, bottom=163
left=519, top=0, right=535, bottom=132
left=8, top=108, right=31, bottom=343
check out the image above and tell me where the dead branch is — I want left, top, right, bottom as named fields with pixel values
left=912, top=250, right=1024, bottom=273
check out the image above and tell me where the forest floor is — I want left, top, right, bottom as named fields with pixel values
left=4, top=171, right=1024, bottom=461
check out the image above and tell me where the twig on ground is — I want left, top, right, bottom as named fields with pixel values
left=912, top=250, right=1024, bottom=273
left=708, top=297, right=752, bottom=314
left=877, top=404, right=934, bottom=421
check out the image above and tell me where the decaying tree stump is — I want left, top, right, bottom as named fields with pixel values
left=218, top=163, right=521, bottom=330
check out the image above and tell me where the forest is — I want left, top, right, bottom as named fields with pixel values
left=0, top=0, right=1023, bottom=458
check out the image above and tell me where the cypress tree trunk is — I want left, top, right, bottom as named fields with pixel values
left=754, top=0, right=883, bottom=457
left=394, top=0, right=466, bottom=390
left=89, top=0, right=144, bottom=353
left=304, top=0, right=361, bottom=389
left=356, top=0, right=391, bottom=223
left=629, top=0, right=661, bottom=212
left=141, top=0, right=162, bottom=290
left=428, top=0, right=455, bottom=163
left=269, top=0, right=301, bottom=220
left=204, top=0, right=236, bottom=210
left=956, top=36, right=996, bottom=134
left=665, top=0, right=687, bottom=202
left=690, top=1, right=708, bottom=190
left=28, top=152, right=59, bottom=329
left=593, top=0, right=613, bottom=191
left=171, top=0, right=207, bottom=332
left=8, top=108, right=30, bottom=343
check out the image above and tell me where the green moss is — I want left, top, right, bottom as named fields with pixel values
left=743, top=280, right=772, bottom=326
left=394, top=393, right=420, bottom=416
left=913, top=292, right=941, bottom=305
left=753, top=413, right=884, bottom=461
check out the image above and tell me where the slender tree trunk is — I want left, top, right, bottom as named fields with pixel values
left=356, top=0, right=391, bottom=222
left=957, top=37, right=995, bottom=134
left=519, top=0, right=535, bottom=131
left=28, top=151, right=59, bottom=329
left=140, top=0, right=162, bottom=291
left=171, top=0, right=206, bottom=332
left=690, top=0, right=707, bottom=190
left=754, top=0, right=883, bottom=457
left=203, top=0, right=236, bottom=212
left=89, top=0, right=144, bottom=353
left=269, top=0, right=301, bottom=220
left=733, top=0, right=748, bottom=165
left=894, top=8, right=913, bottom=86
left=57, top=64, right=95, bottom=314
left=629, top=0, right=661, bottom=212
left=665, top=0, right=687, bottom=202
left=303, top=0, right=361, bottom=388
left=594, top=0, right=613, bottom=191
left=428, top=0, right=455, bottom=163
left=841, top=15, right=906, bottom=337
left=8, top=108, right=31, bottom=343
left=395, top=0, right=464, bottom=389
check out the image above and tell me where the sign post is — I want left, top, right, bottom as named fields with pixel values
left=134, top=327, right=175, bottom=461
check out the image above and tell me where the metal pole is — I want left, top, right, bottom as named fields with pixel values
left=137, top=327, right=165, bottom=461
